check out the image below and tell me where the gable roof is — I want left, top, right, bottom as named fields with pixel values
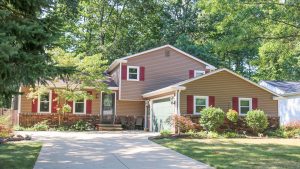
left=107, top=45, right=216, bottom=72
left=143, top=68, right=281, bottom=98
left=260, top=80, right=300, bottom=95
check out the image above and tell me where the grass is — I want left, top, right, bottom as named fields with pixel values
left=0, top=142, right=42, bottom=169
left=153, top=138, right=300, bottom=169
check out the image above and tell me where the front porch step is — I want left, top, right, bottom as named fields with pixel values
left=95, top=124, right=123, bottom=131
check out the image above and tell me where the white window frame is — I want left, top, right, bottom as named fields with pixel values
left=73, top=99, right=86, bottom=114
left=127, top=66, right=140, bottom=81
left=239, top=98, right=252, bottom=116
left=38, top=91, right=52, bottom=113
left=193, top=96, right=209, bottom=115
left=194, top=70, right=205, bottom=77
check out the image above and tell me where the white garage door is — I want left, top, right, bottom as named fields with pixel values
left=151, top=97, right=174, bottom=132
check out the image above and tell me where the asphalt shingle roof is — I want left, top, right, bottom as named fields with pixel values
left=262, top=81, right=300, bottom=94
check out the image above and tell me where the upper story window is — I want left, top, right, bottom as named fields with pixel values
left=194, top=70, right=205, bottom=77
left=239, top=98, right=252, bottom=115
left=194, top=96, right=208, bottom=114
left=74, top=99, right=85, bottom=114
left=39, top=92, right=51, bottom=113
left=127, top=66, right=140, bottom=81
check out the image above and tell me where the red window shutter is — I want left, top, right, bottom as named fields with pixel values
left=252, top=98, right=258, bottom=110
left=187, top=95, right=194, bottom=114
left=86, top=91, right=92, bottom=114
left=189, top=70, right=194, bottom=78
left=209, top=96, right=215, bottom=107
left=140, top=66, right=145, bottom=81
left=32, top=99, right=38, bottom=113
left=52, top=90, right=58, bottom=113
left=121, top=64, right=127, bottom=80
left=67, top=100, right=73, bottom=113
left=232, top=97, right=239, bottom=113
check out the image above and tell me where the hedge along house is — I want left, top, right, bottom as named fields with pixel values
left=143, top=68, right=281, bottom=132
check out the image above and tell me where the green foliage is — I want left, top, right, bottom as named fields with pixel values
left=246, top=110, right=269, bottom=133
left=199, top=107, right=225, bottom=131
left=0, top=0, right=73, bottom=104
left=0, top=115, right=12, bottom=138
left=222, top=132, right=246, bottom=138
left=33, top=120, right=49, bottom=131
left=71, top=120, right=92, bottom=131
left=160, top=130, right=172, bottom=137
left=226, top=109, right=238, bottom=123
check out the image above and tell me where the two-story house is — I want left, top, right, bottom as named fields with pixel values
left=17, top=45, right=280, bottom=131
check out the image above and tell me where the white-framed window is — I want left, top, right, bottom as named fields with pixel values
left=239, top=98, right=252, bottom=115
left=194, top=70, right=205, bottom=77
left=127, top=66, right=140, bottom=81
left=194, top=96, right=208, bottom=114
left=38, top=91, right=51, bottom=113
left=73, top=99, right=86, bottom=114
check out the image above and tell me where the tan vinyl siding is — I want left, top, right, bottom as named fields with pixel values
left=180, top=71, right=278, bottom=116
left=121, top=47, right=207, bottom=100
left=20, top=87, right=100, bottom=115
left=116, top=100, right=145, bottom=116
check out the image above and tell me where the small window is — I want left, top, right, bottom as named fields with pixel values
left=194, top=96, right=208, bottom=114
left=127, top=66, right=140, bottom=81
left=74, top=99, right=85, bottom=114
left=194, top=70, right=205, bottom=77
left=239, top=98, right=252, bottom=115
left=39, top=93, right=50, bottom=113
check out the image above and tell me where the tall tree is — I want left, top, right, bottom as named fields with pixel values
left=0, top=0, right=73, bottom=106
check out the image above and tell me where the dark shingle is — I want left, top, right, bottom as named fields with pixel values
left=262, top=81, right=300, bottom=94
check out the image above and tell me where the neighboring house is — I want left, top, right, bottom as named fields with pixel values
left=17, top=45, right=280, bottom=131
left=260, top=81, right=300, bottom=125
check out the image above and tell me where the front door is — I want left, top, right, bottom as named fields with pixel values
left=101, top=93, right=115, bottom=124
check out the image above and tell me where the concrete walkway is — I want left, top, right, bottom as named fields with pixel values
left=17, top=131, right=212, bottom=169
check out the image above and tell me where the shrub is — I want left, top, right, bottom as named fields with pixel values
left=0, top=115, right=13, bottom=138
left=199, top=107, right=225, bottom=131
left=222, top=131, right=246, bottom=138
left=265, top=128, right=287, bottom=138
left=71, top=120, right=92, bottom=131
left=160, top=130, right=172, bottom=137
left=246, top=110, right=268, bottom=134
left=33, top=120, right=49, bottom=131
left=168, top=115, right=195, bottom=134
left=194, top=131, right=219, bottom=139
left=285, top=121, right=300, bottom=130
left=226, top=109, right=238, bottom=123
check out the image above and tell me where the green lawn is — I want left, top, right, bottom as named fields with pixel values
left=0, top=142, right=42, bottom=169
left=153, top=138, right=300, bottom=169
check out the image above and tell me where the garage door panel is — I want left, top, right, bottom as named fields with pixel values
left=152, top=98, right=173, bottom=132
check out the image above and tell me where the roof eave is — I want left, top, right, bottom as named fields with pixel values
left=107, top=59, right=127, bottom=73
left=142, top=86, right=186, bottom=98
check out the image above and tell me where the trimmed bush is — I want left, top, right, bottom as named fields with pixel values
left=246, top=110, right=268, bottom=133
left=226, top=109, right=238, bottom=123
left=160, top=130, right=172, bottom=137
left=33, top=120, right=49, bottom=131
left=199, top=107, right=225, bottom=131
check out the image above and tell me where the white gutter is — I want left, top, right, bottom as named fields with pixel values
left=142, top=86, right=186, bottom=98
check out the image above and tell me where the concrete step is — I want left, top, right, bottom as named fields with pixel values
left=95, top=124, right=123, bottom=131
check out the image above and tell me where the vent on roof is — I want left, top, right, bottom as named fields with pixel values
left=165, top=50, right=170, bottom=57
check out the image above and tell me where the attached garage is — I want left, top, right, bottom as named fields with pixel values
left=150, top=97, right=175, bottom=132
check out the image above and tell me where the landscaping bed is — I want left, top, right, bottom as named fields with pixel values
left=153, top=138, right=300, bottom=169
left=0, top=142, right=42, bottom=169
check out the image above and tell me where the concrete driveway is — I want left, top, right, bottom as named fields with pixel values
left=17, top=131, right=212, bottom=169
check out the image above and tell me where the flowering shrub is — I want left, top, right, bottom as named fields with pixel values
left=168, top=114, right=195, bottom=134
left=284, top=121, right=300, bottom=130
left=226, top=109, right=238, bottom=123
left=199, top=107, right=225, bottom=131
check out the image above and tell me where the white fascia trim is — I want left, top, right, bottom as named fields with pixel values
left=108, top=87, right=119, bottom=90
left=142, top=86, right=186, bottom=98
left=174, top=68, right=281, bottom=97
left=107, top=45, right=216, bottom=72
left=107, top=59, right=127, bottom=73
